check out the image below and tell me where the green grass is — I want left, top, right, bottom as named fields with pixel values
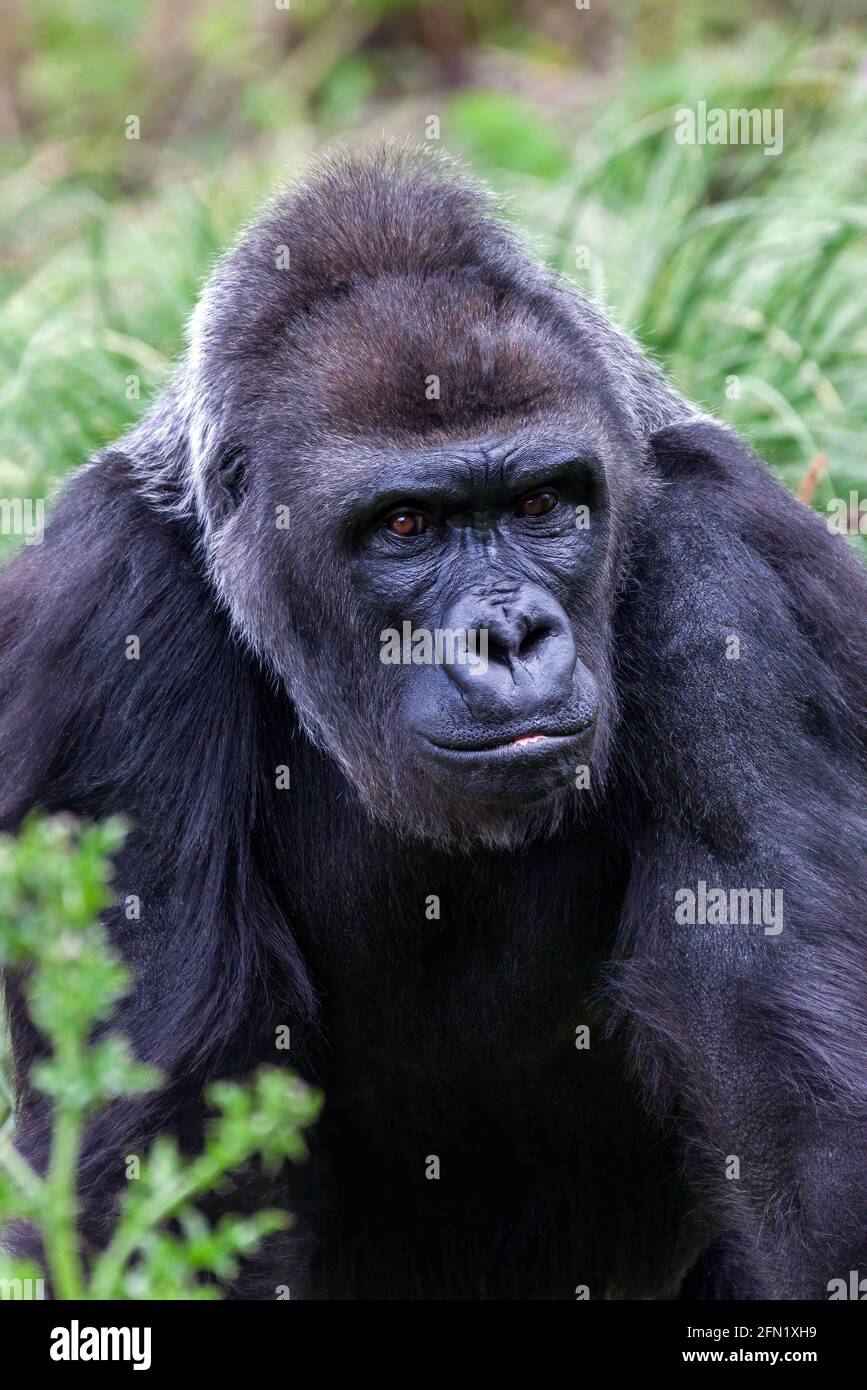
left=1, top=29, right=865, bottom=562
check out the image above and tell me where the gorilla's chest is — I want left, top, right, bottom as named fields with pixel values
left=295, top=830, right=641, bottom=1159
left=292, top=833, right=698, bottom=1298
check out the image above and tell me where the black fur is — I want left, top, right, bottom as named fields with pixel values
left=2, top=149, right=866, bottom=1300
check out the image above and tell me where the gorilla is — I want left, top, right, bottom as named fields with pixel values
left=2, top=148, right=866, bottom=1301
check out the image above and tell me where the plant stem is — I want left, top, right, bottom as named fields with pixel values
left=45, top=1067, right=86, bottom=1300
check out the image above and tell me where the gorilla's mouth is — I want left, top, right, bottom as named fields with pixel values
left=415, top=715, right=597, bottom=807
left=424, top=721, right=594, bottom=756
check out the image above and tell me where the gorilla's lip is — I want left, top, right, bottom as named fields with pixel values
left=422, top=718, right=595, bottom=755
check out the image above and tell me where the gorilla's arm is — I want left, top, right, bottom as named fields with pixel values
left=0, top=454, right=317, bottom=1288
left=612, top=420, right=867, bottom=1299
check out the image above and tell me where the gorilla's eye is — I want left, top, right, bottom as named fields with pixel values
left=385, top=511, right=428, bottom=538
left=516, top=490, right=558, bottom=518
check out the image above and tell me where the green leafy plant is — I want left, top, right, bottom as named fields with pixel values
left=0, top=814, right=320, bottom=1300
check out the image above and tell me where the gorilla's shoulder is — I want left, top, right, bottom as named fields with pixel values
left=649, top=418, right=762, bottom=483
left=4, top=446, right=201, bottom=597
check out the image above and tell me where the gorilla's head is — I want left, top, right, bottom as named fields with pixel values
left=162, top=150, right=684, bottom=845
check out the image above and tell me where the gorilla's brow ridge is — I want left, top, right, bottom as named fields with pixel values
left=342, top=431, right=600, bottom=526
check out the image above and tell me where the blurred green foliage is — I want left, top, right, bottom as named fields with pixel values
left=0, top=815, right=320, bottom=1299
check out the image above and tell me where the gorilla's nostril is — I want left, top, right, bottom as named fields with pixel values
left=517, top=626, right=551, bottom=663
left=486, top=636, right=512, bottom=668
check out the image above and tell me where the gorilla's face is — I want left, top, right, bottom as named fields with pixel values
left=207, top=410, right=630, bottom=847
left=197, top=271, right=636, bottom=844
left=347, top=427, right=604, bottom=808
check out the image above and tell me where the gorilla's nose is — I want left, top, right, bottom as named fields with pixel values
left=440, top=584, right=577, bottom=717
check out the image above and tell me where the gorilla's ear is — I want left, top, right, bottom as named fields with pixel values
left=217, top=448, right=247, bottom=508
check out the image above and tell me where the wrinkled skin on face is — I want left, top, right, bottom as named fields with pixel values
left=341, top=428, right=605, bottom=798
